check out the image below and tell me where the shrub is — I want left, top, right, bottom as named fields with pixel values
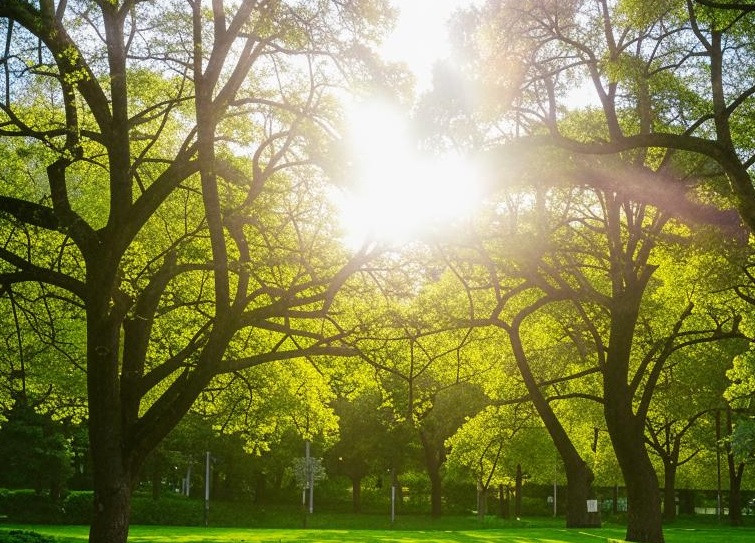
left=0, top=530, right=55, bottom=543
left=61, top=491, right=93, bottom=524
left=130, top=493, right=203, bottom=525
left=519, top=496, right=551, bottom=517
left=0, top=490, right=60, bottom=523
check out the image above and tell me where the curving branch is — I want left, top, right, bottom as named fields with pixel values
left=0, top=245, right=87, bottom=301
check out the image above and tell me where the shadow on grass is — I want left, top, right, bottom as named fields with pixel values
left=3, top=516, right=754, bottom=543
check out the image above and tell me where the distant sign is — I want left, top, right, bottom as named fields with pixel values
left=587, top=499, right=598, bottom=513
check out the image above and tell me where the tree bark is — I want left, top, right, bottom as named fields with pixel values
left=602, top=268, right=664, bottom=543
left=508, top=326, right=599, bottom=527
left=351, top=476, right=362, bottom=513
left=607, top=415, right=664, bottom=542
left=87, top=301, right=133, bottom=543
left=89, top=474, right=132, bottom=543
left=662, top=463, right=676, bottom=521
left=729, top=474, right=743, bottom=525
left=428, top=461, right=443, bottom=518
left=564, top=459, right=599, bottom=528
left=499, top=484, right=510, bottom=518
left=729, top=466, right=744, bottom=526
left=419, top=431, right=444, bottom=518
left=604, top=364, right=664, bottom=543
left=477, top=481, right=487, bottom=519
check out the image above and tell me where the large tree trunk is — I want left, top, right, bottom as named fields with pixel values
left=508, top=327, right=599, bottom=528
left=662, top=463, right=676, bottom=521
left=603, top=285, right=664, bottom=543
left=729, top=464, right=744, bottom=526
left=87, top=306, right=134, bottom=543
left=564, top=458, right=599, bottom=528
left=89, top=471, right=133, bottom=543
left=604, top=381, right=664, bottom=543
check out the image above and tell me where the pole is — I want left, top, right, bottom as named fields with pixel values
left=390, top=468, right=396, bottom=524
left=186, top=463, right=192, bottom=497
left=309, top=472, right=314, bottom=514
left=204, top=451, right=210, bottom=527
left=716, top=410, right=722, bottom=521
left=305, top=440, right=313, bottom=514
left=553, top=479, right=557, bottom=517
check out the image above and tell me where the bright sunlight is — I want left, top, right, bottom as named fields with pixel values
left=333, top=0, right=482, bottom=250
left=336, top=101, right=480, bottom=249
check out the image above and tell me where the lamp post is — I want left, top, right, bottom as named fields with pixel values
left=204, top=451, right=211, bottom=527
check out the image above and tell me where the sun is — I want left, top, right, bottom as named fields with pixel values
left=334, top=101, right=481, bottom=250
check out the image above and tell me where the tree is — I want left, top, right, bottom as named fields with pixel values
left=323, top=388, right=398, bottom=513
left=439, top=6, right=755, bottom=530
left=352, top=323, right=489, bottom=518
left=545, top=182, right=741, bottom=541
left=0, top=399, right=73, bottom=499
left=440, top=180, right=605, bottom=528
left=444, top=13, right=755, bottom=531
left=445, top=403, right=541, bottom=519
left=0, top=2, right=394, bottom=542
left=645, top=335, right=743, bottom=520
left=442, top=167, right=744, bottom=541
left=338, top=256, right=494, bottom=517
left=450, top=0, right=755, bottom=230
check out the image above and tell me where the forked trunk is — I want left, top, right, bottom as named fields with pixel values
left=604, top=292, right=664, bottom=543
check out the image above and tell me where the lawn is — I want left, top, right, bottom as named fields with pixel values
left=4, top=517, right=755, bottom=543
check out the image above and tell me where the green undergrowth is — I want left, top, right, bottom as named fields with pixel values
left=0, top=531, right=55, bottom=543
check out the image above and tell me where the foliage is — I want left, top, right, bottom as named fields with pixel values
left=0, top=0, right=399, bottom=539
left=290, top=455, right=327, bottom=491
left=0, top=532, right=54, bottom=543
left=0, top=490, right=61, bottom=524
left=0, top=402, right=72, bottom=496
left=729, top=418, right=755, bottom=459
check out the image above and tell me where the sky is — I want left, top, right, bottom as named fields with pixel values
left=381, top=1, right=597, bottom=114
left=380, top=0, right=476, bottom=92
left=335, top=1, right=483, bottom=249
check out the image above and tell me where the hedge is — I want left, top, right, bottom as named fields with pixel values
left=0, top=531, right=55, bottom=543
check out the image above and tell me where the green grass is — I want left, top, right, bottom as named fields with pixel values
left=2, top=516, right=754, bottom=543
